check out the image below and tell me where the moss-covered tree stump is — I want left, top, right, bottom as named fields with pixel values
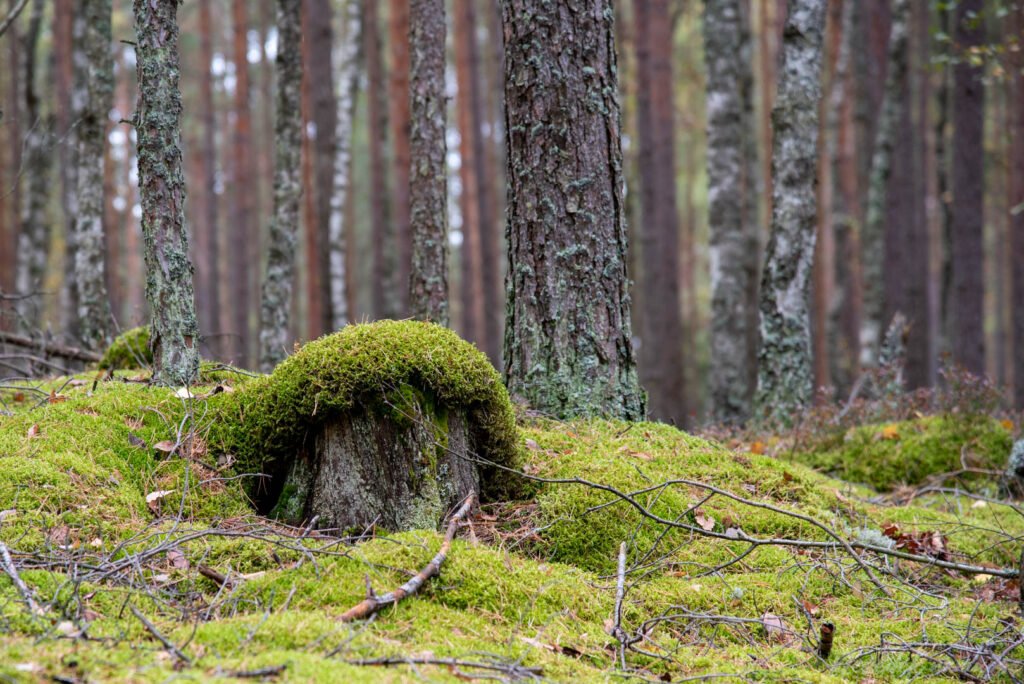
left=213, top=321, right=521, bottom=532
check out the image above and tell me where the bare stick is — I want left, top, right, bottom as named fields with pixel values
left=613, top=541, right=628, bottom=669
left=339, top=493, right=475, bottom=622
left=346, top=656, right=542, bottom=679
left=0, top=542, right=41, bottom=615
left=130, top=604, right=192, bottom=664
left=0, top=330, right=102, bottom=363
left=0, top=0, right=30, bottom=39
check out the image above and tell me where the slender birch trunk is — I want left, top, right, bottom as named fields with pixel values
left=258, top=0, right=303, bottom=371
left=407, top=0, right=447, bottom=324
left=74, top=0, right=115, bottom=350
left=328, top=0, right=361, bottom=330
left=754, top=0, right=826, bottom=424
left=133, top=0, right=200, bottom=385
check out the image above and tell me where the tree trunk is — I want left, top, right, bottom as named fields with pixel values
left=258, top=0, right=303, bottom=372
left=407, top=0, right=448, bottom=325
left=454, top=0, right=499, bottom=364
left=1010, top=0, right=1024, bottom=409
left=14, top=0, right=50, bottom=328
left=389, top=0, right=411, bottom=314
left=229, top=0, right=254, bottom=367
left=60, top=10, right=86, bottom=339
left=4, top=0, right=23, bottom=304
left=861, top=0, right=907, bottom=363
left=705, top=0, right=761, bottom=424
left=950, top=0, right=985, bottom=375
left=633, top=0, right=686, bottom=426
left=502, top=0, right=644, bottom=420
left=754, top=0, right=826, bottom=423
left=365, top=0, right=397, bottom=319
left=195, top=0, right=220, bottom=352
left=73, top=0, right=115, bottom=350
left=133, top=0, right=200, bottom=386
left=328, top=0, right=361, bottom=331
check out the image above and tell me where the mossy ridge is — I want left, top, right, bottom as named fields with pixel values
left=98, top=325, right=153, bottom=370
left=788, top=415, right=1013, bottom=491
left=210, top=320, right=521, bottom=501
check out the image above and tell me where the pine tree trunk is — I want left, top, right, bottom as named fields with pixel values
left=60, top=10, right=86, bottom=339
left=634, top=0, right=686, bottom=426
left=258, top=0, right=303, bottom=372
left=196, top=0, right=220, bottom=350
left=502, top=0, right=644, bottom=420
left=133, top=0, right=200, bottom=386
left=754, top=0, right=826, bottom=423
left=389, top=0, right=411, bottom=314
left=229, top=0, right=254, bottom=367
left=407, top=0, right=448, bottom=325
left=365, top=0, right=397, bottom=319
left=861, top=0, right=907, bottom=362
left=328, top=0, right=361, bottom=331
left=705, top=0, right=761, bottom=424
left=14, top=0, right=50, bottom=328
left=1010, top=0, right=1024, bottom=409
left=950, top=0, right=985, bottom=375
left=73, top=0, right=114, bottom=350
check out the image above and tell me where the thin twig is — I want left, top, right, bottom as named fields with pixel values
left=0, top=0, right=30, bottom=39
left=130, top=604, right=192, bottom=664
left=613, top=541, right=628, bottom=670
left=0, top=542, right=41, bottom=615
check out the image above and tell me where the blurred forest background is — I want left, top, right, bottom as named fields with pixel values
left=0, top=0, right=1022, bottom=424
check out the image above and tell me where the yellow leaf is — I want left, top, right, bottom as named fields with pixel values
left=749, top=441, right=765, bottom=455
left=879, top=425, right=900, bottom=440
left=1000, top=419, right=1014, bottom=431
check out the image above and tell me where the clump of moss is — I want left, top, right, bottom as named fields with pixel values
left=98, top=326, right=152, bottom=371
left=211, top=320, right=522, bottom=501
left=789, top=415, right=1013, bottom=491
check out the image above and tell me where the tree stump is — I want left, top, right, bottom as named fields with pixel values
left=271, top=387, right=479, bottom=531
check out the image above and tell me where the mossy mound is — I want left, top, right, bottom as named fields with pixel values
left=98, top=326, right=152, bottom=371
left=210, top=320, right=522, bottom=504
left=786, top=415, right=1013, bottom=491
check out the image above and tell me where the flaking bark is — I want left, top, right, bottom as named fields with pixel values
left=501, top=0, right=644, bottom=420
left=133, top=0, right=200, bottom=386
left=408, top=0, right=448, bottom=324
left=705, top=0, right=761, bottom=424
left=73, top=0, right=115, bottom=350
left=328, top=0, right=362, bottom=330
left=754, top=0, right=826, bottom=424
left=258, top=0, right=303, bottom=372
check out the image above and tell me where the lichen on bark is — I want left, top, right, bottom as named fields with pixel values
left=501, top=0, right=644, bottom=421
left=258, top=0, right=303, bottom=372
left=408, top=0, right=449, bottom=325
left=132, top=0, right=200, bottom=386
left=754, top=0, right=826, bottom=425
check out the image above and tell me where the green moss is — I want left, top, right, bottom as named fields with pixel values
left=210, top=321, right=522, bottom=502
left=789, top=415, right=1013, bottom=491
left=98, top=326, right=153, bottom=371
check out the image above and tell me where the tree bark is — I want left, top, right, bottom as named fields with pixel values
left=754, top=0, right=826, bottom=423
left=328, top=0, right=361, bottom=331
left=13, top=0, right=50, bottom=328
left=705, top=0, right=761, bottom=424
left=73, top=0, right=115, bottom=350
left=229, top=0, right=254, bottom=367
left=1010, top=0, right=1024, bottom=409
left=407, top=0, right=448, bottom=325
left=195, top=0, right=220, bottom=351
left=502, top=0, right=644, bottom=420
left=389, top=0, right=411, bottom=314
left=133, top=0, right=200, bottom=386
left=60, top=10, right=87, bottom=339
left=950, top=0, right=985, bottom=375
left=3, top=0, right=23, bottom=304
left=633, top=0, right=686, bottom=426
left=258, top=0, right=303, bottom=372
left=365, top=0, right=397, bottom=319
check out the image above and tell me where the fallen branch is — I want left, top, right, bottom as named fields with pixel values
left=612, top=541, right=628, bottom=669
left=338, top=493, right=475, bottom=622
left=346, top=656, right=542, bottom=680
left=131, top=604, right=192, bottom=664
left=0, top=330, right=101, bottom=363
left=0, top=542, right=42, bottom=615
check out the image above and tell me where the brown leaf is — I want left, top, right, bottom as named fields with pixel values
left=48, top=390, right=66, bottom=404
left=26, top=424, right=39, bottom=439
left=12, top=392, right=24, bottom=403
left=128, top=433, right=147, bottom=449
left=153, top=441, right=178, bottom=454
left=167, top=549, right=189, bottom=570
left=801, top=599, right=820, bottom=617
left=749, top=441, right=765, bottom=455
left=694, top=510, right=716, bottom=532
left=761, top=612, right=788, bottom=642
left=146, top=489, right=175, bottom=514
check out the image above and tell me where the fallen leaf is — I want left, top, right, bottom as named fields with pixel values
left=801, top=599, right=820, bottom=617
left=153, top=441, right=178, bottom=454
left=128, top=433, right=147, bottom=449
left=749, top=441, right=765, bottom=455
left=174, top=387, right=194, bottom=399
left=26, top=424, right=39, bottom=439
left=48, top=390, right=66, bottom=404
left=1000, top=419, right=1014, bottom=431
left=12, top=392, right=24, bottom=403
left=89, top=538, right=102, bottom=548
left=56, top=621, right=81, bottom=637
left=879, top=425, right=900, bottom=440
left=167, top=549, right=189, bottom=570
left=970, top=499, right=988, bottom=509
left=146, top=489, right=175, bottom=514
left=524, top=439, right=540, bottom=451
left=694, top=511, right=716, bottom=532
left=761, top=612, right=787, bottom=642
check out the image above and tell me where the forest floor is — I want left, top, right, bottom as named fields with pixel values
left=0, top=351, right=1022, bottom=682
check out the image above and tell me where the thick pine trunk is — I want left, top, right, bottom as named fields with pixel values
left=407, top=0, right=448, bottom=324
left=328, top=0, right=361, bottom=331
left=754, top=0, right=826, bottom=423
left=258, top=0, right=303, bottom=372
left=73, top=0, right=114, bottom=350
left=229, top=0, right=254, bottom=367
left=950, top=0, right=985, bottom=375
left=502, top=0, right=644, bottom=420
left=133, top=0, right=200, bottom=386
left=635, top=0, right=686, bottom=426
left=705, top=0, right=761, bottom=424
